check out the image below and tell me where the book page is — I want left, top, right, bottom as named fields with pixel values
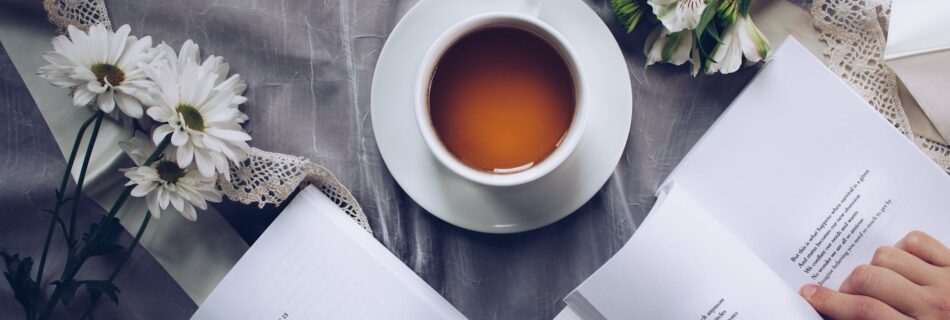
left=192, top=186, right=464, bottom=319
left=664, top=38, right=950, bottom=290
left=565, top=186, right=820, bottom=320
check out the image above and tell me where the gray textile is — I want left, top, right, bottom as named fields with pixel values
left=1, top=0, right=806, bottom=318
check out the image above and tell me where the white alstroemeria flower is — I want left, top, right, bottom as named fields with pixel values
left=144, top=40, right=251, bottom=179
left=735, top=15, right=771, bottom=63
left=648, top=0, right=707, bottom=32
left=37, top=24, right=157, bottom=118
left=708, top=27, right=742, bottom=74
left=645, top=26, right=695, bottom=67
left=707, top=15, right=771, bottom=74
left=121, top=140, right=221, bottom=221
left=687, top=46, right=701, bottom=76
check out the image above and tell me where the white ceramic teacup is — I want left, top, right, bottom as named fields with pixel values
left=414, top=5, right=588, bottom=187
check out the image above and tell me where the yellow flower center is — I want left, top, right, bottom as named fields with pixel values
left=155, top=160, right=184, bottom=184
left=176, top=104, right=205, bottom=131
left=90, top=63, right=125, bottom=86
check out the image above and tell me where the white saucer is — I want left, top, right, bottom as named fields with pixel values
left=371, top=0, right=632, bottom=233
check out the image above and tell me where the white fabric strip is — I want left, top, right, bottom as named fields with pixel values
left=811, top=0, right=950, bottom=172
left=888, top=51, right=950, bottom=144
left=883, top=0, right=950, bottom=60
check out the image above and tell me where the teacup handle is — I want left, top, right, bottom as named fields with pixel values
left=522, top=0, right=544, bottom=17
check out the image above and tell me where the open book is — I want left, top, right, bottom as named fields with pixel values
left=192, top=186, right=465, bottom=319
left=562, top=37, right=950, bottom=319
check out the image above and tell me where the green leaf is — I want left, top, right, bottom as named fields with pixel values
left=52, top=279, right=123, bottom=305
left=739, top=0, right=752, bottom=16
left=661, top=31, right=686, bottom=62
left=80, top=217, right=125, bottom=257
left=696, top=19, right=718, bottom=58
left=1, top=252, right=37, bottom=315
left=706, top=24, right=721, bottom=42
left=89, top=243, right=125, bottom=257
left=694, top=0, right=723, bottom=75
left=52, top=280, right=82, bottom=305
left=694, top=0, right=720, bottom=40
left=716, top=0, right=739, bottom=27
left=611, top=0, right=652, bottom=33
left=84, top=280, right=121, bottom=304
left=81, top=222, right=99, bottom=244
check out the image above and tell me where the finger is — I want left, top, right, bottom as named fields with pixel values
left=871, top=246, right=944, bottom=285
left=838, top=264, right=926, bottom=317
left=896, top=231, right=950, bottom=267
left=800, top=284, right=911, bottom=320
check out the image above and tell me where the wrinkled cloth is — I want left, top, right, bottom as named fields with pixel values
left=1, top=0, right=812, bottom=318
left=101, top=1, right=762, bottom=318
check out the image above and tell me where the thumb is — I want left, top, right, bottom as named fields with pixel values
left=800, top=284, right=910, bottom=320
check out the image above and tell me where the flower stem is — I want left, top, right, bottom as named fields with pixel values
left=78, top=135, right=170, bottom=259
left=67, top=111, right=106, bottom=246
left=143, top=136, right=171, bottom=167
left=79, top=211, right=151, bottom=320
left=38, top=135, right=171, bottom=320
left=32, top=111, right=98, bottom=320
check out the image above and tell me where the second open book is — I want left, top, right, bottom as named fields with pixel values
left=562, top=38, right=950, bottom=319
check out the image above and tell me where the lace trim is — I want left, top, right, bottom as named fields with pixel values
left=43, top=0, right=112, bottom=32
left=41, top=0, right=372, bottom=234
left=219, top=148, right=371, bottom=233
left=812, top=0, right=950, bottom=172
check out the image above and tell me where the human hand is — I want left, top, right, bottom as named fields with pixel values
left=799, top=231, right=950, bottom=320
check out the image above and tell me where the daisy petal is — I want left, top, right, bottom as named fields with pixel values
left=147, top=193, right=161, bottom=218
left=171, top=129, right=189, bottom=146
left=131, top=180, right=157, bottom=197
left=152, top=124, right=175, bottom=145
left=170, top=193, right=185, bottom=212
left=97, top=89, right=116, bottom=113
left=115, top=92, right=144, bottom=118
left=147, top=105, right=174, bottom=122
left=181, top=205, right=198, bottom=221
left=73, top=88, right=95, bottom=107
left=205, top=127, right=251, bottom=142
left=194, top=149, right=215, bottom=177
left=87, top=80, right=106, bottom=93
left=110, top=25, right=131, bottom=62
left=176, top=141, right=195, bottom=167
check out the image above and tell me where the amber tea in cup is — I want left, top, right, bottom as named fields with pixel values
left=427, top=26, right=576, bottom=174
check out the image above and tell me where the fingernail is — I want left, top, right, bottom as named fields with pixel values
left=800, top=284, right=818, bottom=298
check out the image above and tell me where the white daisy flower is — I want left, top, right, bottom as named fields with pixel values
left=143, top=40, right=251, bottom=179
left=121, top=142, right=222, bottom=221
left=37, top=24, right=157, bottom=118
left=707, top=15, right=771, bottom=74
left=647, top=0, right=707, bottom=32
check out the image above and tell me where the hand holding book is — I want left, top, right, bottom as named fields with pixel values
left=561, top=38, right=950, bottom=320
left=800, top=231, right=950, bottom=320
